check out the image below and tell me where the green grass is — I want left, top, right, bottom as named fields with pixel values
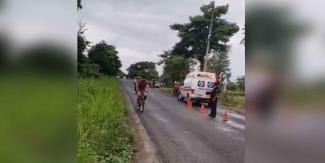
left=0, top=75, right=75, bottom=163
left=78, top=78, right=133, bottom=163
left=219, top=91, right=245, bottom=112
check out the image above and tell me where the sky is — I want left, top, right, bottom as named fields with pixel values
left=79, top=0, right=245, bottom=81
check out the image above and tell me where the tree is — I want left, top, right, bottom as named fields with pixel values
left=236, top=76, right=245, bottom=92
left=77, top=23, right=90, bottom=72
left=207, top=51, right=231, bottom=81
left=170, top=3, right=239, bottom=71
left=246, top=6, right=303, bottom=66
left=127, top=62, right=158, bottom=81
left=159, top=51, right=193, bottom=85
left=0, top=36, right=9, bottom=70
left=16, top=43, right=74, bottom=75
left=88, top=41, right=122, bottom=76
left=226, top=81, right=236, bottom=91
left=118, top=70, right=126, bottom=78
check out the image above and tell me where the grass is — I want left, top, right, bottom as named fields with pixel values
left=78, top=78, right=133, bottom=163
left=219, top=91, right=245, bottom=112
left=0, top=74, right=75, bottom=163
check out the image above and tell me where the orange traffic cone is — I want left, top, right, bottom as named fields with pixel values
left=199, top=104, right=206, bottom=113
left=187, top=99, right=193, bottom=108
left=223, top=111, right=229, bottom=122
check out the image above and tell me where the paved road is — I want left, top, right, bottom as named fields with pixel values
left=121, top=80, right=244, bottom=163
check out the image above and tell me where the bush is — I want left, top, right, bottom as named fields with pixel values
left=226, top=82, right=237, bottom=91
left=220, top=91, right=245, bottom=108
left=78, top=64, right=100, bottom=78
left=78, top=78, right=133, bottom=163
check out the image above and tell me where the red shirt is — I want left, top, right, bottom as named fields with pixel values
left=137, top=79, right=147, bottom=91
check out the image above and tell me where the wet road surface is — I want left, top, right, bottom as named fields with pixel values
left=121, top=80, right=244, bottom=163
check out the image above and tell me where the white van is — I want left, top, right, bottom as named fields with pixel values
left=177, top=71, right=216, bottom=103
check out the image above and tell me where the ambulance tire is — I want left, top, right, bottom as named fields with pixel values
left=177, top=93, right=184, bottom=101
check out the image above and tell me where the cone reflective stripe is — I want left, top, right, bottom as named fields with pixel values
left=223, top=111, right=229, bottom=122
left=199, top=104, right=206, bottom=113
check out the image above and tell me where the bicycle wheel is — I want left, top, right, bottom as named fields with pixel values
left=138, top=103, right=141, bottom=111
left=140, top=102, right=145, bottom=112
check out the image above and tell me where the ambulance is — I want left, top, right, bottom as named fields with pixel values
left=177, top=71, right=217, bottom=103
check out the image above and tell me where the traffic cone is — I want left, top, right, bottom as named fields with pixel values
left=223, top=111, right=229, bottom=122
left=187, top=99, right=193, bottom=108
left=199, top=104, right=206, bottom=113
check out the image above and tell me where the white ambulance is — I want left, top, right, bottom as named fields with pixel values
left=177, top=71, right=217, bottom=103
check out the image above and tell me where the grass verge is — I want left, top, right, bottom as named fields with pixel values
left=219, top=91, right=245, bottom=112
left=78, top=78, right=133, bottom=163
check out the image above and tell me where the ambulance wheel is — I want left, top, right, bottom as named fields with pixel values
left=177, top=93, right=183, bottom=101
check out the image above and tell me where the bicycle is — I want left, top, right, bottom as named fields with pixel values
left=137, top=91, right=147, bottom=112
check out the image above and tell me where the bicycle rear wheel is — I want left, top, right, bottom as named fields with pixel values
left=140, top=102, right=145, bottom=112
left=137, top=103, right=141, bottom=111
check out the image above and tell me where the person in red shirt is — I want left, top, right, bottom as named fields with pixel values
left=136, top=75, right=148, bottom=104
left=173, top=81, right=180, bottom=97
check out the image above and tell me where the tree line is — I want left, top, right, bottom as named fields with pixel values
left=78, top=23, right=123, bottom=77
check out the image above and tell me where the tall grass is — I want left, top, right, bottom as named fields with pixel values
left=78, top=78, right=133, bottom=163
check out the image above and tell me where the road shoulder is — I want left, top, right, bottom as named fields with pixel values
left=120, top=84, right=161, bottom=163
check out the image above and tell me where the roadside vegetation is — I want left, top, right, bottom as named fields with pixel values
left=220, top=90, right=245, bottom=112
left=78, top=78, right=133, bottom=163
left=78, top=2, right=133, bottom=162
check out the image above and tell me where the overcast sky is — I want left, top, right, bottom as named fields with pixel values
left=79, top=0, right=245, bottom=81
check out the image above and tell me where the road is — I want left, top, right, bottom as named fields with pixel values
left=121, top=79, right=245, bottom=163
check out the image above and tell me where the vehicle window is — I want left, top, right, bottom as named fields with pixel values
left=184, top=82, right=191, bottom=88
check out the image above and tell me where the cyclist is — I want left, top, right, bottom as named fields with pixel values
left=136, top=75, right=148, bottom=104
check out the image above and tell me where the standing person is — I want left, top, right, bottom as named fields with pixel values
left=208, top=82, right=221, bottom=118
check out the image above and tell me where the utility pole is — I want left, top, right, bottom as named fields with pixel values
left=203, top=1, right=215, bottom=72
